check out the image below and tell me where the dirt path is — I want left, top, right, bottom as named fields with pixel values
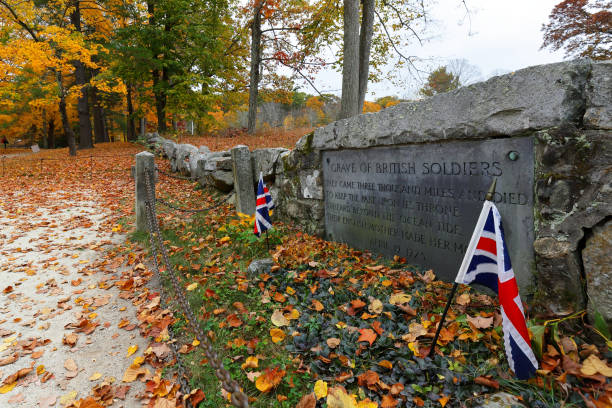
left=0, top=191, right=150, bottom=407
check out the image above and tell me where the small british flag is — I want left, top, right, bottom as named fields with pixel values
left=456, top=200, right=538, bottom=380
left=254, top=173, right=274, bottom=237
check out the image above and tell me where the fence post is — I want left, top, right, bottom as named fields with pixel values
left=135, top=151, right=155, bottom=233
left=231, top=145, right=256, bottom=215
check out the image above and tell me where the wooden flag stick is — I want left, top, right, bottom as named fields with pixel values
left=428, top=179, right=497, bottom=358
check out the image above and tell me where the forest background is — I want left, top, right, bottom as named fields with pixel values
left=0, top=0, right=609, bottom=154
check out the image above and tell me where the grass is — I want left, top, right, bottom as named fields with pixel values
left=132, top=204, right=313, bottom=407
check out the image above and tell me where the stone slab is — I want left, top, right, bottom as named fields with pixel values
left=322, top=137, right=535, bottom=290
left=231, top=145, right=256, bottom=215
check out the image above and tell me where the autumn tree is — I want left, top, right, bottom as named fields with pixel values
left=419, top=66, right=460, bottom=97
left=541, top=0, right=611, bottom=60
left=245, top=0, right=329, bottom=134
left=338, top=2, right=476, bottom=119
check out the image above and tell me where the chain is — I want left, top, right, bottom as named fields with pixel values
left=144, top=169, right=250, bottom=408
left=157, top=167, right=193, bottom=181
left=156, top=195, right=231, bottom=214
left=144, top=199, right=194, bottom=408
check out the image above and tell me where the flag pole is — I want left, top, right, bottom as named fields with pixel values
left=428, top=179, right=497, bottom=358
left=265, top=230, right=270, bottom=252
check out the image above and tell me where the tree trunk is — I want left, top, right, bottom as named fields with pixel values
left=247, top=3, right=263, bottom=134
left=153, top=67, right=168, bottom=133
left=358, top=0, right=375, bottom=114
left=41, top=109, right=48, bottom=149
left=70, top=1, right=93, bottom=149
left=47, top=116, right=55, bottom=149
left=90, top=85, right=106, bottom=143
left=126, top=85, right=136, bottom=140
left=339, top=0, right=360, bottom=119
left=55, top=71, right=76, bottom=156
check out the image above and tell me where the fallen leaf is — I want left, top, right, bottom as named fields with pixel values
left=89, top=372, right=102, bottom=381
left=456, top=293, right=471, bottom=306
left=296, top=393, right=316, bottom=408
left=126, top=344, right=138, bottom=357
left=186, top=282, right=198, bottom=291
left=466, top=314, right=493, bottom=329
left=255, top=367, right=285, bottom=393
left=357, top=328, right=377, bottom=346
left=271, top=310, right=289, bottom=327
left=368, top=298, right=383, bottom=314
left=474, top=376, right=499, bottom=389
left=312, top=300, right=324, bottom=311
left=59, top=390, right=78, bottom=406
left=270, top=328, right=286, bottom=344
left=314, top=379, right=328, bottom=399
left=241, top=356, right=258, bottom=370
left=327, top=385, right=357, bottom=408
left=581, top=354, right=612, bottom=377
left=326, top=338, right=341, bottom=349
left=389, top=292, right=411, bottom=305
left=64, top=358, right=78, bottom=372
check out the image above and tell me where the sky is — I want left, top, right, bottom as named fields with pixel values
left=307, top=0, right=567, bottom=100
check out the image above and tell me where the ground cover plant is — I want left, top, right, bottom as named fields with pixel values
left=140, top=157, right=612, bottom=407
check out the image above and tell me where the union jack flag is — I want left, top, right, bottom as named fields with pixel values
left=254, top=173, right=274, bottom=237
left=456, top=201, right=538, bottom=380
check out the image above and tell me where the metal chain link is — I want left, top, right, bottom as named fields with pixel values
left=144, top=169, right=250, bottom=408
left=143, top=199, right=194, bottom=408
left=156, top=195, right=231, bottom=214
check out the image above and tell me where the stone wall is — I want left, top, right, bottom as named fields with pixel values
left=275, top=59, right=612, bottom=321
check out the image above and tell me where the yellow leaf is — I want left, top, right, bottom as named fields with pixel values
left=131, top=356, right=145, bottom=368
left=314, top=380, right=328, bottom=399
left=270, top=328, right=286, bottom=344
left=286, top=286, right=295, bottom=295
left=357, top=399, right=378, bottom=408
left=122, top=366, right=147, bottom=383
left=126, top=344, right=138, bottom=357
left=381, top=280, right=392, bottom=287
left=439, top=395, right=450, bottom=407
left=0, top=382, right=16, bottom=394
left=241, top=356, right=258, bottom=370
left=286, top=309, right=300, bottom=320
left=368, top=299, right=383, bottom=314
left=59, top=390, right=77, bottom=406
left=327, top=385, right=357, bottom=408
left=219, top=236, right=231, bottom=243
left=36, top=365, right=45, bottom=375
left=271, top=310, right=289, bottom=327
left=89, top=372, right=103, bottom=381
left=336, top=322, right=347, bottom=329
left=186, top=282, right=198, bottom=291
left=192, top=339, right=200, bottom=346
left=581, top=354, right=612, bottom=377
left=389, top=292, right=411, bottom=305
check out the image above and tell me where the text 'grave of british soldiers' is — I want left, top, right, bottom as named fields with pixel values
left=322, top=137, right=535, bottom=287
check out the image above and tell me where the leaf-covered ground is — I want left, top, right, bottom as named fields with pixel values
left=0, top=142, right=610, bottom=408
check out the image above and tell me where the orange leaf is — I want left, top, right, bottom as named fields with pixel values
left=226, top=314, right=243, bottom=328
left=357, top=328, right=377, bottom=346
left=351, top=299, right=366, bottom=310
left=381, top=394, right=398, bottom=408
left=255, top=367, right=285, bottom=393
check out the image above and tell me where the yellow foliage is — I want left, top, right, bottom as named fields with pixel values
left=362, top=101, right=381, bottom=113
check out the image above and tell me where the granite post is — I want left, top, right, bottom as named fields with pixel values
left=231, top=145, right=256, bottom=215
left=135, top=151, right=155, bottom=232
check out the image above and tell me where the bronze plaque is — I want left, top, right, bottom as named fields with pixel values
left=322, top=137, right=534, bottom=288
